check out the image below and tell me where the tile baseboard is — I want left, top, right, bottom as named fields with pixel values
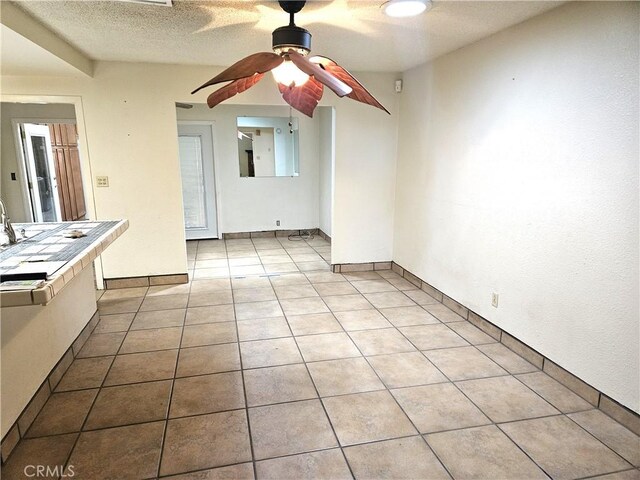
left=1, top=310, right=100, bottom=463
left=104, top=273, right=189, bottom=289
left=332, top=261, right=392, bottom=273
left=222, top=229, right=320, bottom=240
left=318, top=229, right=331, bottom=242
left=390, top=261, right=640, bottom=435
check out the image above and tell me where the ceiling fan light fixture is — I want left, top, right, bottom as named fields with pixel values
left=192, top=0, right=390, bottom=117
left=271, top=60, right=309, bottom=87
left=383, top=0, right=432, bottom=18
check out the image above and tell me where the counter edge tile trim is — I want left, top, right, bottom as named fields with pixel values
left=0, top=220, right=129, bottom=307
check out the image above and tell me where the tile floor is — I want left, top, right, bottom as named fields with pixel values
left=2, top=237, right=639, bottom=479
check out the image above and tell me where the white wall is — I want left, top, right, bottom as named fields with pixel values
left=178, top=104, right=321, bottom=233
left=0, top=102, right=76, bottom=222
left=2, top=63, right=399, bottom=277
left=393, top=1, right=639, bottom=412
left=318, top=107, right=335, bottom=237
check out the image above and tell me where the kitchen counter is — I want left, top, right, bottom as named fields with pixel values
left=0, top=220, right=128, bottom=307
left=1, top=219, right=128, bottom=439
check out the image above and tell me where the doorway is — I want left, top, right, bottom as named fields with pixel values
left=177, top=123, right=219, bottom=240
left=3, top=102, right=87, bottom=224
left=21, top=123, right=61, bottom=222
left=1, top=96, right=102, bottom=287
left=16, top=122, right=86, bottom=223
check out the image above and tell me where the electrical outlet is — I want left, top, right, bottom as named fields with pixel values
left=276, top=220, right=281, bottom=226
left=491, top=292, right=499, bottom=308
left=96, top=176, right=109, bottom=187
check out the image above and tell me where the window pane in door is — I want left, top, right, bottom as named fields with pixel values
left=179, top=135, right=207, bottom=230
left=31, top=135, right=56, bottom=222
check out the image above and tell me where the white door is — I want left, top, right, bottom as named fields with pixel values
left=178, top=124, right=218, bottom=239
left=23, top=123, right=61, bottom=222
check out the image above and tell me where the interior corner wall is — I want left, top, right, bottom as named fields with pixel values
left=176, top=103, right=321, bottom=233
left=318, top=106, right=334, bottom=237
left=393, top=1, right=639, bottom=412
left=0, top=102, right=76, bottom=222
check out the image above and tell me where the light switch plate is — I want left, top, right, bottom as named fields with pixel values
left=96, top=176, right=109, bottom=187
left=491, top=292, right=499, bottom=308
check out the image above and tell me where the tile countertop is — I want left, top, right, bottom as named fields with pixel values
left=0, top=220, right=128, bottom=307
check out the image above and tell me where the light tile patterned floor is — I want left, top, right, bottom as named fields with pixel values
left=3, top=236, right=639, bottom=479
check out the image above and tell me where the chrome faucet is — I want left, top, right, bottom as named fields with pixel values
left=0, top=198, right=17, bottom=245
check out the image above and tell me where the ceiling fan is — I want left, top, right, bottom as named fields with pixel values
left=191, top=0, right=389, bottom=118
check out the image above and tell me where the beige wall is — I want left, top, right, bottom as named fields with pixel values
left=1, top=63, right=399, bottom=278
left=393, top=2, right=639, bottom=412
left=0, top=102, right=76, bottom=222
left=1, top=267, right=97, bottom=436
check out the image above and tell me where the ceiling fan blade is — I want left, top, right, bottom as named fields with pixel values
left=277, top=77, right=324, bottom=118
left=287, top=50, right=352, bottom=98
left=206, top=74, right=266, bottom=108
left=192, top=52, right=283, bottom=94
left=310, top=56, right=390, bottom=114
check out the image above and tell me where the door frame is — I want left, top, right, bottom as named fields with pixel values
left=19, top=122, right=64, bottom=222
left=11, top=118, right=77, bottom=223
left=177, top=121, right=221, bottom=240
left=2, top=94, right=103, bottom=288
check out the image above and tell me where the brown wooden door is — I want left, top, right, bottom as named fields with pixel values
left=48, top=123, right=86, bottom=221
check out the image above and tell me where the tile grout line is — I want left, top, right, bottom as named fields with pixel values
left=271, top=270, right=357, bottom=480
left=416, top=340, right=555, bottom=477
left=154, top=239, right=195, bottom=479
left=26, top=357, right=612, bottom=442
left=381, top=292, right=557, bottom=478
left=330, top=292, right=457, bottom=479
left=59, top=274, right=149, bottom=473
left=575, top=467, right=640, bottom=480
left=558, top=412, right=635, bottom=468
left=233, top=239, right=260, bottom=480
left=54, top=283, right=154, bottom=470
left=328, top=277, right=560, bottom=479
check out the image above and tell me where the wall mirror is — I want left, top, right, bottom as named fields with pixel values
left=237, top=116, right=299, bottom=177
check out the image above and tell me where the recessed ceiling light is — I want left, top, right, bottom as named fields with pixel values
left=383, top=0, right=432, bottom=18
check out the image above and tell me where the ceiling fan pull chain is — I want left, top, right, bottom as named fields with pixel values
left=289, top=106, right=294, bottom=134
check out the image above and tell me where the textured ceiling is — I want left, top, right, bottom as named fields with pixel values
left=12, top=0, right=563, bottom=72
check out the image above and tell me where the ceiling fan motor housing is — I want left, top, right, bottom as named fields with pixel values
left=272, top=25, right=312, bottom=56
